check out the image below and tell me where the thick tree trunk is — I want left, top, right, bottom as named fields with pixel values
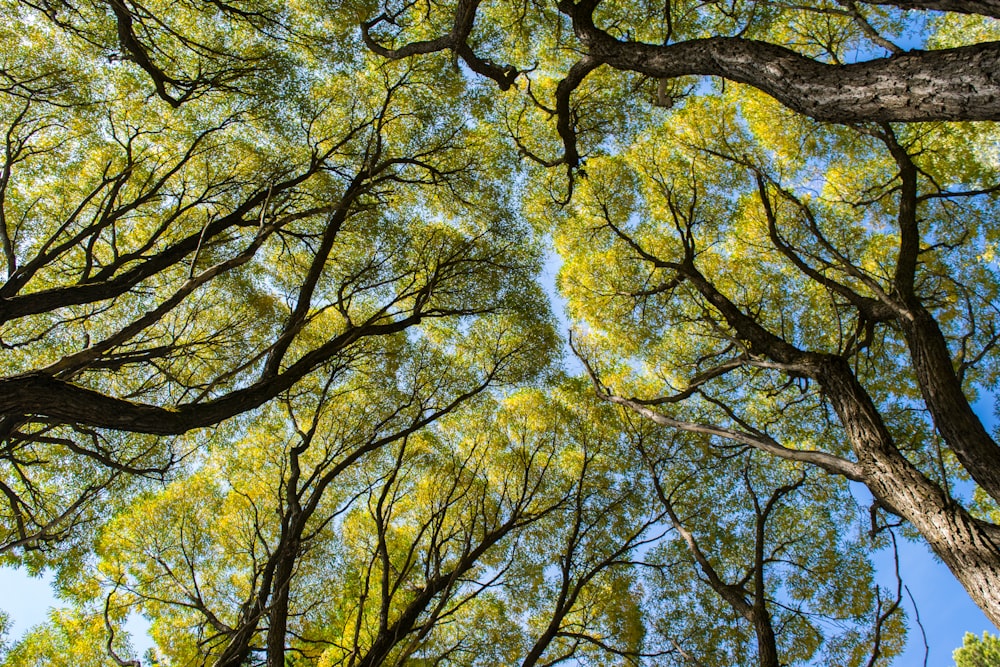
left=862, top=0, right=1000, bottom=17
left=820, top=356, right=1000, bottom=627
left=214, top=621, right=260, bottom=667
left=566, top=5, right=1000, bottom=123
left=752, top=499, right=780, bottom=667
left=753, top=611, right=781, bottom=667
left=0, top=315, right=401, bottom=433
left=266, top=542, right=297, bottom=667
left=520, top=579, right=575, bottom=667
left=214, top=529, right=298, bottom=667
left=898, top=306, right=1000, bottom=503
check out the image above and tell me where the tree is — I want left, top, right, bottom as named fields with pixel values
left=1, top=0, right=1000, bottom=661
left=557, top=85, right=1000, bottom=624
left=0, top=606, right=138, bottom=667
left=0, top=0, right=553, bottom=568
left=354, top=0, right=1000, bottom=174
left=82, top=386, right=571, bottom=666
left=351, top=6, right=1000, bottom=632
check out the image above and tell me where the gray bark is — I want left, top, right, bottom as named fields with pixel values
left=567, top=11, right=1000, bottom=123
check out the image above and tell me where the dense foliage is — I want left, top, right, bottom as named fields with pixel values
left=956, top=632, right=1000, bottom=667
left=0, top=0, right=998, bottom=664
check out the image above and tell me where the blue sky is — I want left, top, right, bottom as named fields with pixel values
left=885, top=538, right=994, bottom=666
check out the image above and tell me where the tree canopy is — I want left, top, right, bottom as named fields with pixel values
left=0, top=0, right=998, bottom=663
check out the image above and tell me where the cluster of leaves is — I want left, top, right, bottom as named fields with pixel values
left=955, top=631, right=1000, bottom=667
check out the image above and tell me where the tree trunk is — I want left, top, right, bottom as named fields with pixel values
left=898, top=306, right=1000, bottom=503
left=567, top=6, right=1000, bottom=123
left=266, top=541, right=297, bottom=667
left=820, top=356, right=1000, bottom=627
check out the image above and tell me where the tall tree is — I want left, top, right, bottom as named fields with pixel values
left=1, top=0, right=999, bottom=659
left=557, top=86, right=1000, bottom=624
left=0, top=0, right=552, bottom=567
